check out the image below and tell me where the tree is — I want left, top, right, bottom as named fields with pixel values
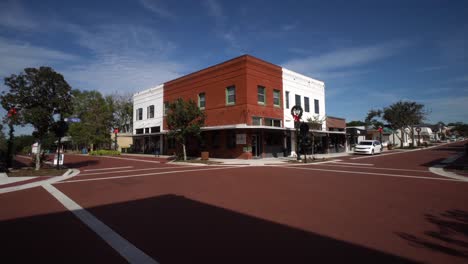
left=106, top=93, right=133, bottom=133
left=365, top=109, right=384, bottom=129
left=68, top=89, right=113, bottom=150
left=382, top=101, right=427, bottom=148
left=1, top=67, right=72, bottom=170
left=166, top=98, right=206, bottom=161
left=451, top=123, right=468, bottom=137
left=346, top=120, right=366, bottom=127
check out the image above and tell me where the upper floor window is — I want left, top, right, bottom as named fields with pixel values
left=136, top=108, right=143, bottom=120
left=198, top=93, right=206, bottom=109
left=163, top=101, right=169, bottom=116
left=295, top=94, right=301, bottom=107
left=265, top=118, right=282, bottom=127
left=314, top=99, right=320, bottom=114
left=273, top=90, right=280, bottom=107
left=252, top=116, right=262, bottom=126
left=257, top=86, right=265, bottom=104
left=147, top=105, right=155, bottom=118
left=226, top=85, right=236, bottom=105
left=285, top=91, right=290, bottom=109
left=304, top=97, right=310, bottom=112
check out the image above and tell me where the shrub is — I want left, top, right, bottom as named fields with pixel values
left=89, top=150, right=121, bottom=156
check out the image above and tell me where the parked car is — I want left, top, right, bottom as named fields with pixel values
left=354, top=140, right=383, bottom=155
left=381, top=141, right=389, bottom=147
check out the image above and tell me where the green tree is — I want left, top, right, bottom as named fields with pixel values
left=106, top=93, right=133, bottom=133
left=346, top=120, right=366, bottom=127
left=451, top=123, right=468, bottom=137
left=166, top=98, right=206, bottom=161
left=68, top=89, right=113, bottom=150
left=365, top=109, right=384, bottom=129
left=382, top=101, right=427, bottom=148
left=1, top=67, right=72, bottom=170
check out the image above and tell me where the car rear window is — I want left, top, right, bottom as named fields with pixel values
left=359, top=142, right=373, bottom=145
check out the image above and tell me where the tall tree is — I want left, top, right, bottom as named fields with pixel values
left=1, top=67, right=72, bottom=170
left=68, top=89, right=113, bottom=150
left=106, top=93, right=133, bottom=133
left=166, top=98, right=206, bottom=161
left=365, top=109, right=384, bottom=129
left=382, top=101, right=427, bottom=148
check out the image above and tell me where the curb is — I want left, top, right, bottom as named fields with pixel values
left=429, top=153, right=468, bottom=182
left=0, top=168, right=80, bottom=194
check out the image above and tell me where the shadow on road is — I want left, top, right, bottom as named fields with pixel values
left=397, top=209, right=468, bottom=259
left=0, top=194, right=418, bottom=263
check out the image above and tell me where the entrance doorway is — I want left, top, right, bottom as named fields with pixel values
left=252, top=135, right=260, bottom=158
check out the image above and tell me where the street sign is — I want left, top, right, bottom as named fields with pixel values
left=65, top=117, right=81, bottom=123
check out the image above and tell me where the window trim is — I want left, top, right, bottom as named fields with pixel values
left=314, top=99, right=320, bottom=114
left=198, top=92, right=206, bottom=110
left=257, top=85, right=266, bottom=105
left=147, top=105, right=155, bottom=119
left=285, top=91, right=290, bottom=109
left=252, top=116, right=263, bottom=126
left=273, top=89, right=281, bottom=107
left=304, top=97, right=310, bottom=113
left=295, top=94, right=301, bottom=108
left=136, top=108, right=143, bottom=121
left=226, top=85, right=236, bottom=105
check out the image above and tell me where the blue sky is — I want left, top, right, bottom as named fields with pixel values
left=1, top=0, right=467, bottom=135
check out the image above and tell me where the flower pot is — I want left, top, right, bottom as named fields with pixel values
left=201, top=151, right=209, bottom=161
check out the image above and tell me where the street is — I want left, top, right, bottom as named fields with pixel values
left=1, top=141, right=467, bottom=264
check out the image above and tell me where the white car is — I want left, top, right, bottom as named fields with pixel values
left=354, top=140, right=383, bottom=155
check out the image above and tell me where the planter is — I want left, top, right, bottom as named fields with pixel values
left=387, top=145, right=393, bottom=150
left=201, top=151, right=209, bottom=161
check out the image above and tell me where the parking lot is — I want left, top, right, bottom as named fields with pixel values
left=1, top=141, right=468, bottom=263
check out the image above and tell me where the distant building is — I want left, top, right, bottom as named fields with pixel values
left=133, top=55, right=344, bottom=159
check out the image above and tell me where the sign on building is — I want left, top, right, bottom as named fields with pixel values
left=236, top=133, right=246, bottom=144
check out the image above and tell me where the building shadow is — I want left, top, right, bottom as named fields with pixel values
left=397, top=209, right=468, bottom=259
left=1, top=194, right=418, bottom=263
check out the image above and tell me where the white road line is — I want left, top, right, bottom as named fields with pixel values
left=84, top=166, right=133, bottom=172
left=310, top=163, right=430, bottom=173
left=42, top=184, right=158, bottom=264
left=284, top=166, right=463, bottom=182
left=58, top=166, right=244, bottom=184
left=0, top=169, right=80, bottom=194
left=350, top=151, right=410, bottom=160
left=78, top=166, right=201, bottom=176
left=330, top=162, right=374, bottom=166
left=94, top=155, right=161, bottom=164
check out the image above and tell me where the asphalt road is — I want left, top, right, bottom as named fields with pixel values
left=1, top=141, right=467, bottom=264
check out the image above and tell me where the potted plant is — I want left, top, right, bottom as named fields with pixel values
left=200, top=142, right=209, bottom=161
left=387, top=143, right=393, bottom=150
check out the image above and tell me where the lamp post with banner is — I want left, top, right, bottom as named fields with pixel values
left=113, top=128, right=119, bottom=151
left=416, top=127, right=421, bottom=146
left=291, top=105, right=303, bottom=161
left=378, top=126, right=383, bottom=143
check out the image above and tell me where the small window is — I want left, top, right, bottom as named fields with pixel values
left=273, top=90, right=280, bottom=107
left=147, top=105, right=155, bottom=118
left=295, top=94, right=301, bottom=107
left=198, top=93, right=206, bottom=109
left=135, top=128, right=143, bottom=134
left=226, top=131, right=236, bottom=149
left=150, top=126, right=160, bottom=133
left=226, top=86, right=236, bottom=105
left=285, top=91, right=290, bottom=109
left=136, top=108, right=143, bottom=120
left=144, top=128, right=150, bottom=134
left=212, top=132, right=220, bottom=148
left=257, top=86, right=265, bottom=104
left=163, top=102, right=169, bottom=116
left=304, top=97, right=310, bottom=112
left=252, top=117, right=262, bottom=126
left=265, top=118, right=282, bottom=127
left=314, top=99, right=319, bottom=114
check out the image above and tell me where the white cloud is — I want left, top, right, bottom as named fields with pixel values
left=204, top=0, right=225, bottom=23
left=0, top=37, right=78, bottom=77
left=138, top=0, right=175, bottom=19
left=283, top=40, right=411, bottom=77
left=0, top=0, right=37, bottom=30
left=421, top=96, right=468, bottom=123
left=61, top=24, right=187, bottom=94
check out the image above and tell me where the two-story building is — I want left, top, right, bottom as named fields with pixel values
left=133, top=55, right=329, bottom=159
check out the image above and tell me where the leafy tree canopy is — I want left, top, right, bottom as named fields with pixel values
left=346, top=120, right=366, bottom=127
left=166, top=98, right=205, bottom=160
left=1, top=67, right=72, bottom=169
